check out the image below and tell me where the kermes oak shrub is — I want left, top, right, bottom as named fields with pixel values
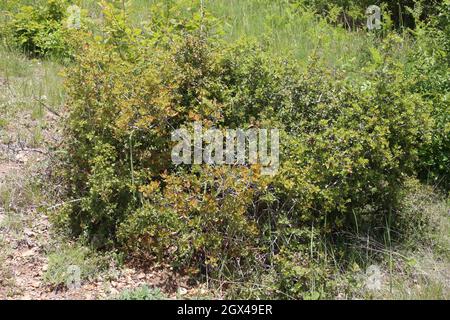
left=57, top=4, right=432, bottom=296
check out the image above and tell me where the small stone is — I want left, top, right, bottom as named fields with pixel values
left=124, top=268, right=135, bottom=275
left=21, top=248, right=35, bottom=258
left=15, top=151, right=29, bottom=163
left=109, top=287, right=119, bottom=295
left=24, top=228, right=35, bottom=237
left=178, top=287, right=188, bottom=295
left=137, top=273, right=146, bottom=279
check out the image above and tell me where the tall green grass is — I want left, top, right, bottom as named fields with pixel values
left=0, top=0, right=403, bottom=70
left=206, top=0, right=370, bottom=67
left=73, top=0, right=373, bottom=69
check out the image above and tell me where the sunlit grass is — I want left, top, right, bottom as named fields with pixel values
left=0, top=45, right=65, bottom=148
left=73, top=0, right=373, bottom=69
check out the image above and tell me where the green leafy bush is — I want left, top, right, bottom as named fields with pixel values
left=55, top=2, right=435, bottom=298
left=6, top=0, right=80, bottom=59
left=407, top=1, right=449, bottom=190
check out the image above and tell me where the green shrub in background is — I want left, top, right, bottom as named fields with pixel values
left=53, top=1, right=437, bottom=299
left=407, top=1, right=449, bottom=190
left=295, top=0, right=445, bottom=29
left=3, top=0, right=81, bottom=59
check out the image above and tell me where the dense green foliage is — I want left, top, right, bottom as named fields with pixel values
left=1, top=0, right=81, bottom=59
left=408, top=2, right=449, bottom=189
